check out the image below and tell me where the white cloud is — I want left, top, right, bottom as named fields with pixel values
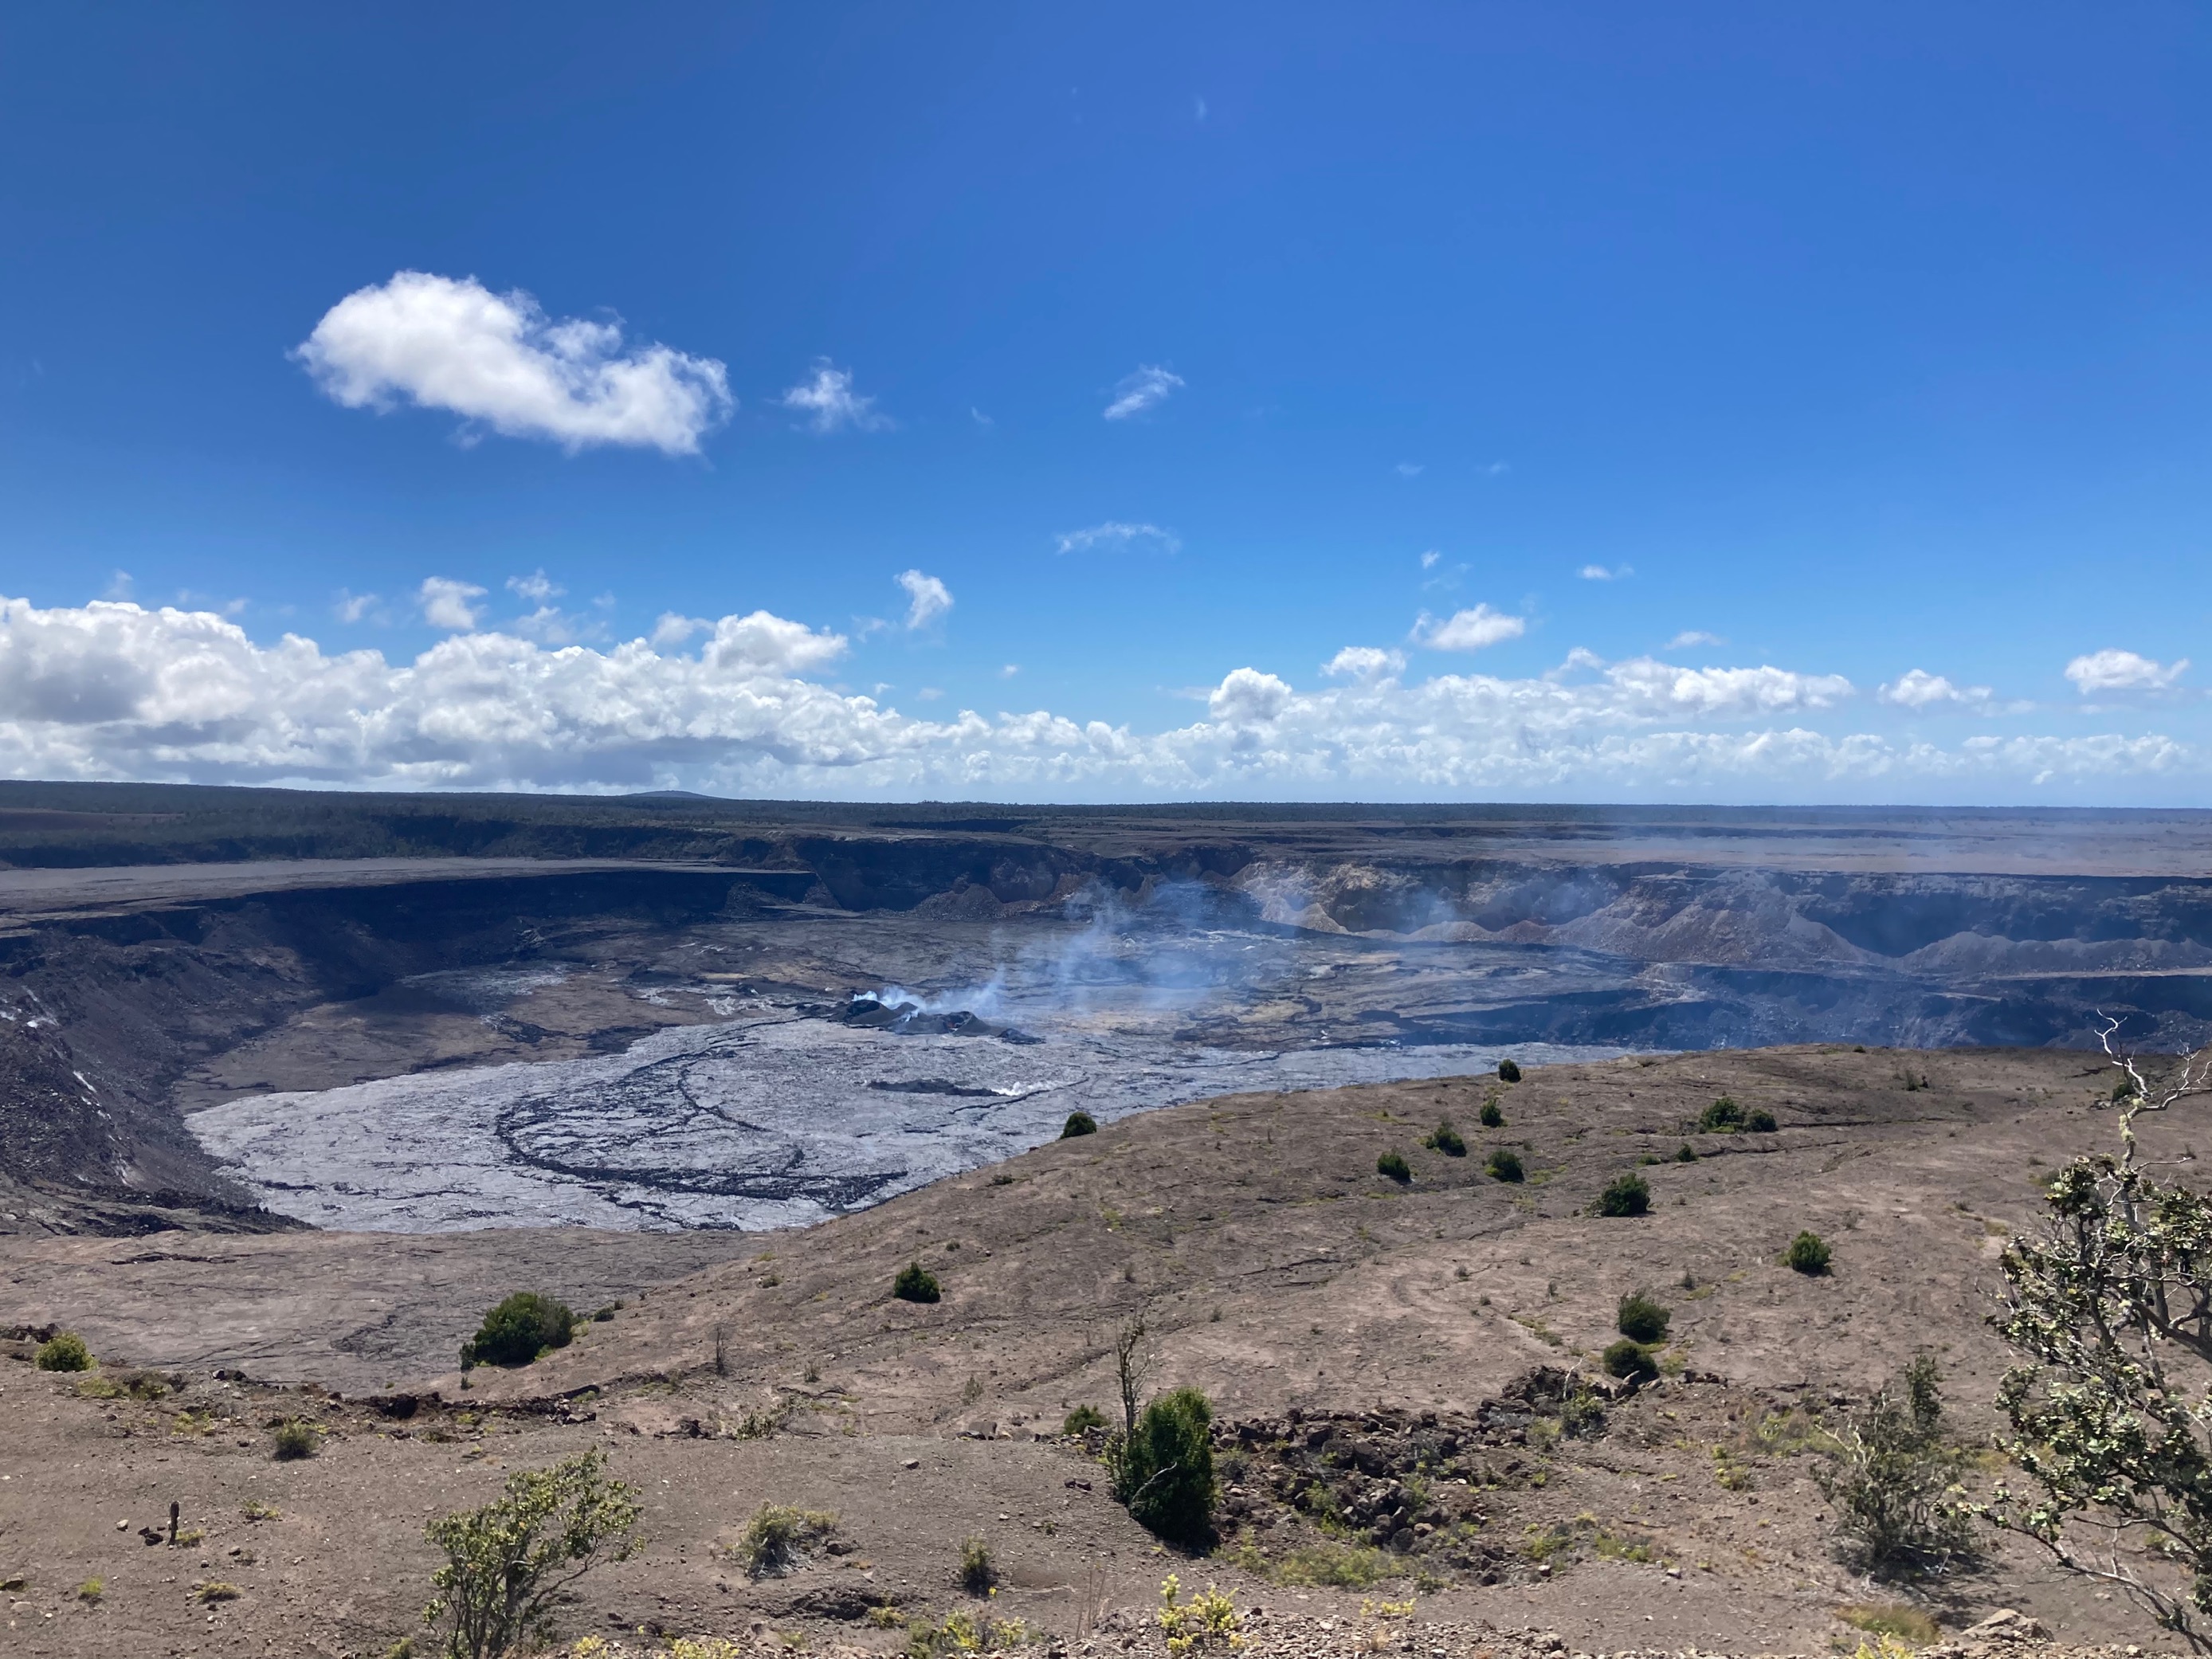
left=1878, top=669, right=1994, bottom=712
left=334, top=590, right=384, bottom=626
left=779, top=363, right=890, bottom=434
left=1420, top=551, right=1441, bottom=570
left=971, top=407, right=993, bottom=426
left=418, top=578, right=486, bottom=632
left=507, top=570, right=562, bottom=605
left=1000, top=664, right=1020, bottom=678
left=102, top=571, right=135, bottom=602
left=1665, top=631, right=1724, bottom=651
left=1055, top=522, right=1180, bottom=555
left=2065, top=649, right=2188, bottom=695
left=294, top=271, right=731, bottom=454
left=895, top=570, right=952, bottom=630
left=1323, top=646, right=1406, bottom=684
left=1396, top=462, right=1423, bottom=477
left=0, top=592, right=2194, bottom=803
left=1414, top=604, right=1527, bottom=652
left=1103, top=365, right=1184, bottom=421
left=1209, top=668, right=1293, bottom=725
left=1579, top=564, right=1633, bottom=581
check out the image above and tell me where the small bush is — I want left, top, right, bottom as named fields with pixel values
left=960, top=1535, right=995, bottom=1594
left=461, top=1292, right=575, bottom=1370
left=1376, top=1150, right=1412, bottom=1183
left=740, top=1503, right=839, bottom=1578
left=1157, top=1575, right=1243, bottom=1657
left=1478, top=1099, right=1504, bottom=1128
left=1062, top=1403, right=1108, bottom=1436
left=76, top=1577, right=104, bottom=1602
left=1786, top=1230, right=1832, bottom=1275
left=1746, top=1108, right=1778, bottom=1132
left=272, top=1419, right=319, bottom=1461
left=1114, top=1386, right=1216, bottom=1547
left=1061, top=1110, right=1098, bottom=1138
left=1815, top=1355, right=1973, bottom=1575
left=194, top=1580, right=242, bottom=1603
left=1696, top=1096, right=1743, bottom=1132
left=1602, top=1339, right=1658, bottom=1383
left=1616, top=1291, right=1671, bottom=1343
left=893, top=1261, right=942, bottom=1303
left=423, top=1448, right=639, bottom=1656
left=1674, top=1143, right=1697, bottom=1163
left=1485, top=1147, right=1524, bottom=1183
left=1594, top=1172, right=1651, bottom=1217
left=1496, top=1058, right=1522, bottom=1083
left=34, top=1332, right=91, bottom=1372
left=1422, top=1120, right=1467, bottom=1157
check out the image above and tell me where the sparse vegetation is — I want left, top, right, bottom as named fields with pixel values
left=1747, top=1107, right=1779, bottom=1132
left=1594, top=1171, right=1651, bottom=1217
left=1227, top=1539, right=1392, bottom=1587
left=1815, top=1354, right=1973, bottom=1576
left=1675, top=1142, right=1697, bottom=1162
left=421, top=1448, right=639, bottom=1659
left=1616, top=1290, right=1671, bottom=1343
left=1479, top=1098, right=1504, bottom=1128
left=1496, top=1058, right=1521, bottom=1083
left=739, top=1503, right=839, bottom=1579
left=34, top=1331, right=91, bottom=1371
left=1061, top=1110, right=1098, bottom=1138
left=1786, top=1230, right=1833, bottom=1274
left=1485, top=1147, right=1524, bottom=1183
left=1112, top=1386, right=1217, bottom=1547
left=892, top=1261, right=942, bottom=1304
left=1835, top=1604, right=1943, bottom=1645
left=1375, top=1150, right=1412, bottom=1183
left=272, top=1418, right=320, bottom=1461
left=76, top=1576, right=104, bottom=1602
left=959, top=1535, right=995, bottom=1594
left=1422, top=1119, right=1466, bottom=1157
left=1062, top=1403, right=1108, bottom=1435
left=460, top=1292, right=575, bottom=1370
left=195, top=1579, right=243, bottom=1602
left=1602, top=1338, right=1658, bottom=1382
left=1157, top=1575, right=1243, bottom=1657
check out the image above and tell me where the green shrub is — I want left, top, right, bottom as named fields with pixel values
left=1594, top=1172, right=1651, bottom=1217
left=1063, top=1403, right=1108, bottom=1436
left=1375, top=1150, right=1412, bottom=1183
left=34, top=1331, right=91, bottom=1372
left=1602, top=1339, right=1658, bottom=1382
left=1696, top=1096, right=1743, bottom=1132
left=1616, top=1291, right=1671, bottom=1344
left=1114, top=1387, right=1216, bottom=1547
left=740, top=1503, right=839, bottom=1578
left=893, top=1261, right=942, bottom=1303
left=1786, top=1230, right=1832, bottom=1275
left=1814, top=1355, right=1972, bottom=1575
left=1422, top=1120, right=1467, bottom=1157
left=1061, top=1110, right=1098, bottom=1138
left=272, top=1419, right=319, bottom=1461
left=1478, top=1099, right=1504, bottom=1128
left=1674, top=1143, right=1697, bottom=1163
left=461, top=1293, right=575, bottom=1370
left=959, top=1535, right=995, bottom=1594
left=1485, top=1147, right=1524, bottom=1183
left=1496, top=1059, right=1522, bottom=1083
left=1746, top=1108, right=1778, bottom=1133
left=422, top=1448, right=639, bottom=1659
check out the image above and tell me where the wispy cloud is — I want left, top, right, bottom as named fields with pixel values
left=1413, top=603, right=1527, bottom=652
left=895, top=569, right=952, bottom=630
left=1665, top=630, right=1725, bottom=651
left=101, top=571, right=135, bottom=602
left=333, top=590, right=385, bottom=626
left=1579, top=563, right=1633, bottom=581
left=1395, top=462, right=1424, bottom=477
left=1000, top=663, right=1021, bottom=677
left=418, top=576, right=486, bottom=632
left=1055, top=521, right=1181, bottom=555
left=1420, top=551, right=1441, bottom=570
left=294, top=271, right=731, bottom=454
left=779, top=362, right=891, bottom=434
left=2065, top=648, right=2188, bottom=695
left=507, top=569, right=561, bottom=605
left=1103, top=365, right=1184, bottom=421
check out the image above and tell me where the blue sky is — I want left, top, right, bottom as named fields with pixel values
left=2, top=4, right=2210, bottom=802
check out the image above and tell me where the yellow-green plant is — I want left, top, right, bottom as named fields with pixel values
left=1157, top=1575, right=1244, bottom=1655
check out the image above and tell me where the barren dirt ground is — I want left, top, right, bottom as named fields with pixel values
left=1, top=1045, right=2194, bottom=1657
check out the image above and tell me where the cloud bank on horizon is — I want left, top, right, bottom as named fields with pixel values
left=0, top=590, right=2190, bottom=803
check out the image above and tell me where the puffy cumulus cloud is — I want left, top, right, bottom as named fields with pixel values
left=1103, top=364, right=1184, bottom=421
left=295, top=272, right=731, bottom=455
left=896, top=570, right=952, bottom=631
left=1323, top=646, right=1406, bottom=684
left=0, top=594, right=2195, bottom=802
left=778, top=363, right=890, bottom=434
left=418, top=578, right=485, bottom=632
left=1878, top=669, right=1994, bottom=712
left=1055, top=521, right=1180, bottom=555
left=2065, top=649, right=2189, bottom=696
left=1414, top=604, right=1526, bottom=652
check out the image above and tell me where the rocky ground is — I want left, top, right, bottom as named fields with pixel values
left=4, top=1044, right=2205, bottom=1657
